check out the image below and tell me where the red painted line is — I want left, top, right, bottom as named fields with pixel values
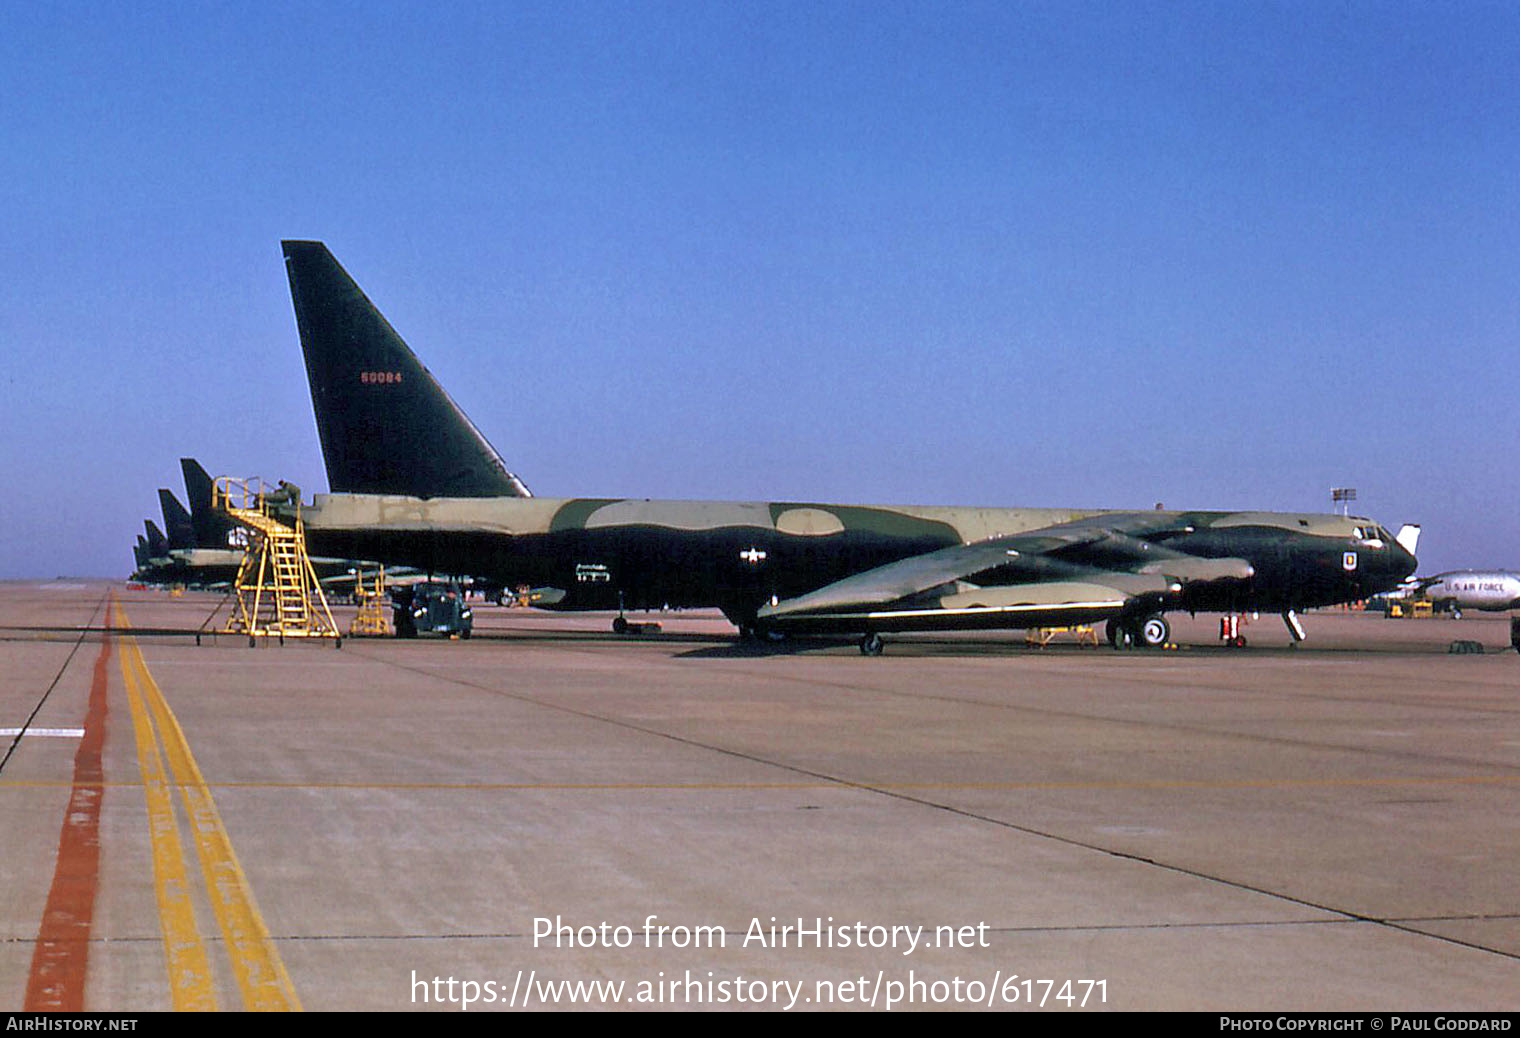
left=25, top=628, right=111, bottom=1011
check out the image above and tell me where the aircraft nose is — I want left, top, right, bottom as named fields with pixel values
left=1391, top=539, right=1418, bottom=580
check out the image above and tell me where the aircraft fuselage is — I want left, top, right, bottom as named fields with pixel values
left=1423, top=571, right=1520, bottom=613
left=298, top=494, right=1415, bottom=631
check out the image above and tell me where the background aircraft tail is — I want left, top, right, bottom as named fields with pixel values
left=144, top=520, right=169, bottom=558
left=158, top=489, right=195, bottom=551
left=180, top=458, right=241, bottom=549
left=281, top=240, right=531, bottom=499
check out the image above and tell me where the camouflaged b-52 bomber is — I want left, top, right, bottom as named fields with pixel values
left=278, top=241, right=1418, bottom=654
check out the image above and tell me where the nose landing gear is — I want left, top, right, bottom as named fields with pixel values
left=1282, top=609, right=1306, bottom=646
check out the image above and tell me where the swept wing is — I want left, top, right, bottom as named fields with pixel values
left=758, top=512, right=1254, bottom=633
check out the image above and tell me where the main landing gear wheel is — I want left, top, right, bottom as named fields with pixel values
left=859, top=633, right=885, bottom=656
left=1107, top=614, right=1169, bottom=650
left=612, top=616, right=629, bottom=634
left=1138, top=613, right=1170, bottom=649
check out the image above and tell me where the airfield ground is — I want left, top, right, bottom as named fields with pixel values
left=2, top=581, right=1517, bottom=1012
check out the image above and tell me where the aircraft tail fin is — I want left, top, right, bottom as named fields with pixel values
left=159, top=489, right=195, bottom=551
left=281, top=240, right=531, bottom=499
left=1396, top=524, right=1421, bottom=557
left=180, top=458, right=239, bottom=549
left=144, top=520, right=169, bottom=558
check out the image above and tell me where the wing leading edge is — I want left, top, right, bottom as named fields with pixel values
left=756, top=513, right=1255, bottom=634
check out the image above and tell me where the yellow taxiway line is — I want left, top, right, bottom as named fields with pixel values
left=115, top=602, right=300, bottom=1012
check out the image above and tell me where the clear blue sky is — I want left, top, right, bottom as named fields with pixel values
left=2, top=1, right=1516, bottom=578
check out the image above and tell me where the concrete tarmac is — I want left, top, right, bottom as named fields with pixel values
left=2, top=581, right=1517, bottom=1011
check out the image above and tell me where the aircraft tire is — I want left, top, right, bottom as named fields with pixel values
left=860, top=633, right=885, bottom=656
left=612, top=616, right=629, bottom=635
left=1139, top=613, right=1170, bottom=649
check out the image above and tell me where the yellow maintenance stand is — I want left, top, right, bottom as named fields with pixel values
left=214, top=477, right=340, bottom=646
left=348, top=567, right=390, bottom=637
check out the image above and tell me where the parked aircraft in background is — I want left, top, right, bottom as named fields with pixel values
left=131, top=470, right=248, bottom=588
left=158, top=489, right=196, bottom=552
left=142, top=519, right=169, bottom=562
left=131, top=456, right=445, bottom=596
left=1419, top=571, right=1520, bottom=617
left=131, top=534, right=150, bottom=576
left=273, top=240, right=1418, bottom=653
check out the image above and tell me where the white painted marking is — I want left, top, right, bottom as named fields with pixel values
left=1096, top=825, right=1166, bottom=836
left=0, top=727, right=86, bottom=738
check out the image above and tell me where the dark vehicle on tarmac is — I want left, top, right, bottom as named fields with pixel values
left=392, top=582, right=473, bottom=639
